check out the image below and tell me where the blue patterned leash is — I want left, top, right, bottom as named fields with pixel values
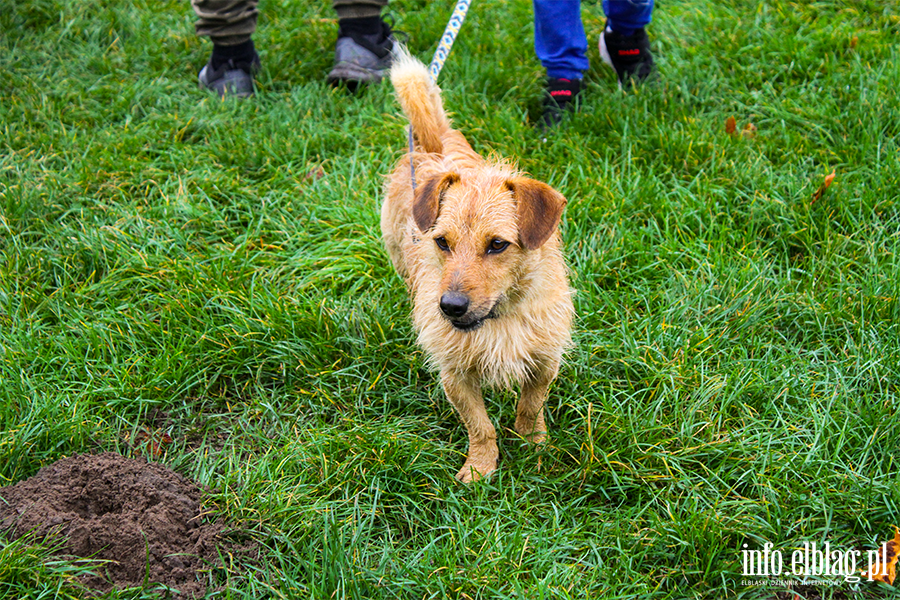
left=409, top=0, right=473, bottom=192
left=428, top=0, right=472, bottom=82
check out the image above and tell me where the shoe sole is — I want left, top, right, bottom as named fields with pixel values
left=326, top=63, right=388, bottom=87
left=199, top=65, right=255, bottom=99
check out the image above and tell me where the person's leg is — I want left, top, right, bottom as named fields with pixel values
left=193, top=0, right=260, bottom=97
left=602, top=0, right=653, bottom=36
left=328, top=0, right=396, bottom=88
left=599, top=0, right=656, bottom=88
left=333, top=0, right=386, bottom=20
left=193, top=0, right=259, bottom=46
left=533, top=0, right=587, bottom=80
left=533, top=0, right=587, bottom=128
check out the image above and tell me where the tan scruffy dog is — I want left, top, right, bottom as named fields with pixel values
left=381, top=49, right=574, bottom=483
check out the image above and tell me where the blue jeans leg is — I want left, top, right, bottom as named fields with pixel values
left=602, top=0, right=654, bottom=36
left=533, top=0, right=588, bottom=80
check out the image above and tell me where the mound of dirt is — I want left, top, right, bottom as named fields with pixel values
left=0, top=452, right=250, bottom=596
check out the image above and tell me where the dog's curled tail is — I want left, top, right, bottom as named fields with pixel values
left=390, top=47, right=450, bottom=154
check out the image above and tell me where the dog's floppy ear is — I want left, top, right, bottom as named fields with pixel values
left=507, top=177, right=568, bottom=250
left=413, top=172, right=459, bottom=232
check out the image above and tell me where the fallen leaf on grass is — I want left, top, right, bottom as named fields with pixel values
left=725, top=117, right=756, bottom=139
left=725, top=116, right=737, bottom=135
left=305, top=166, right=326, bottom=181
left=863, top=526, right=900, bottom=584
left=811, top=170, right=836, bottom=204
left=134, top=428, right=174, bottom=457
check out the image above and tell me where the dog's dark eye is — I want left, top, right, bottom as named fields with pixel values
left=486, top=239, right=510, bottom=254
left=435, top=236, right=450, bottom=252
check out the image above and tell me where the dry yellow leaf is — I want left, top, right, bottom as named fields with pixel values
left=863, top=526, right=900, bottom=584
left=811, top=170, right=836, bottom=204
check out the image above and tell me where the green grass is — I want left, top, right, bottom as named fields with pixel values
left=1, top=0, right=899, bottom=598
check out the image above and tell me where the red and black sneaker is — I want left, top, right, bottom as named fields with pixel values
left=541, top=77, right=583, bottom=129
left=599, top=27, right=656, bottom=89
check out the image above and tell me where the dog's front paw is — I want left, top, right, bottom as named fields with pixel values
left=520, top=431, right=547, bottom=444
left=515, top=417, right=547, bottom=444
left=455, top=459, right=497, bottom=483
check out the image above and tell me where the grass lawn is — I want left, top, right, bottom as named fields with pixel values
left=1, top=0, right=899, bottom=597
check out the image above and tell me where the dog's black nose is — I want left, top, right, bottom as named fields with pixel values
left=440, top=292, right=469, bottom=318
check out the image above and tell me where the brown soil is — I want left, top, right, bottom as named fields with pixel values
left=0, top=452, right=250, bottom=597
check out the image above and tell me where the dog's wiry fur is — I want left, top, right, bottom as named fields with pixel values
left=382, top=49, right=574, bottom=483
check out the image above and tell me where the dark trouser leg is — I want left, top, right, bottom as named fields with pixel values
left=192, top=0, right=258, bottom=46
left=333, top=0, right=388, bottom=20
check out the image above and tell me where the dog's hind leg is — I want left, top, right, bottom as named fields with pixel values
left=441, top=369, right=499, bottom=483
left=515, top=363, right=559, bottom=444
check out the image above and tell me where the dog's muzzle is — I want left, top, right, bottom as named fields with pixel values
left=440, top=292, right=499, bottom=332
left=440, top=291, right=469, bottom=319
